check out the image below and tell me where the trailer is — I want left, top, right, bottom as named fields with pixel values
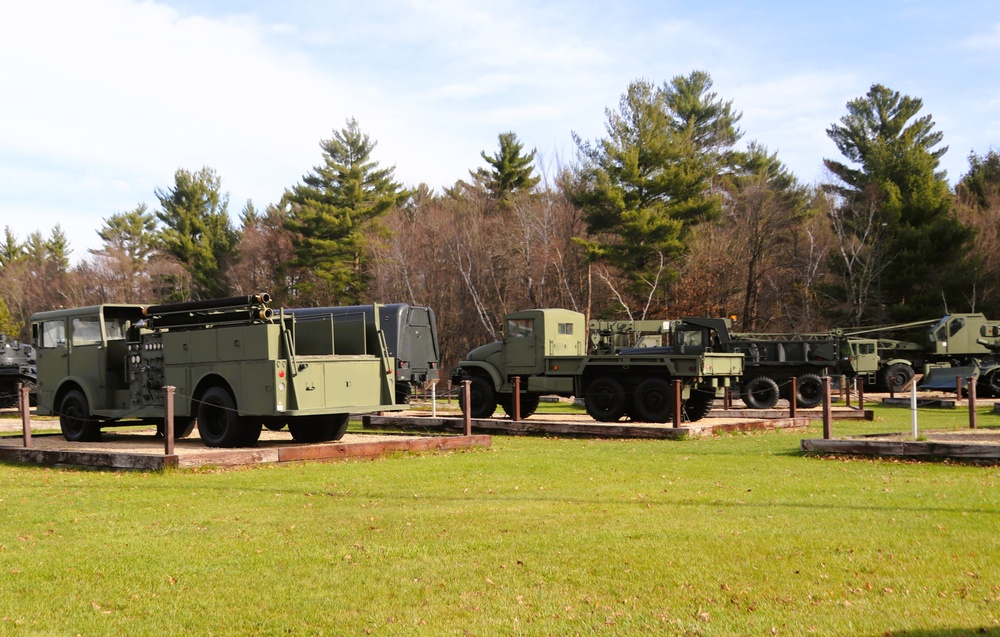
left=31, top=294, right=402, bottom=447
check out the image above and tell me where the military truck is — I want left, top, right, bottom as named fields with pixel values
left=0, top=334, right=36, bottom=408
left=450, top=308, right=743, bottom=423
left=285, top=303, right=440, bottom=404
left=837, top=313, right=1000, bottom=395
left=590, top=316, right=856, bottom=409
left=31, top=294, right=402, bottom=447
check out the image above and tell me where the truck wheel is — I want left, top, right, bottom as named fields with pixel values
left=585, top=376, right=627, bottom=422
left=631, top=377, right=673, bottom=423
left=979, top=369, right=1000, bottom=397
left=60, top=389, right=101, bottom=442
left=499, top=392, right=541, bottom=419
left=684, top=388, right=715, bottom=422
left=288, top=413, right=350, bottom=443
left=741, top=376, right=779, bottom=409
left=459, top=376, right=497, bottom=419
left=196, top=387, right=242, bottom=448
left=795, top=374, right=824, bottom=409
left=156, top=417, right=197, bottom=439
left=238, top=419, right=264, bottom=446
left=882, top=363, right=914, bottom=392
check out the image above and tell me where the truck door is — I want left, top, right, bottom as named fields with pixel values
left=504, top=317, right=541, bottom=376
left=33, top=317, right=69, bottom=412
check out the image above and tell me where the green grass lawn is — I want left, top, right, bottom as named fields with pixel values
left=0, top=406, right=998, bottom=636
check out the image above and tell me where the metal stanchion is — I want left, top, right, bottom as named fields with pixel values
left=968, top=376, right=978, bottom=430
left=672, top=380, right=682, bottom=428
left=19, top=382, right=31, bottom=448
left=857, top=377, right=865, bottom=412
left=463, top=380, right=472, bottom=436
left=789, top=377, right=797, bottom=418
left=956, top=376, right=963, bottom=402
left=513, top=376, right=521, bottom=421
left=164, top=385, right=175, bottom=456
left=822, top=376, right=832, bottom=440
left=843, top=375, right=851, bottom=408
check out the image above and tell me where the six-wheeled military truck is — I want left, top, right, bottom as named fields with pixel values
left=31, top=294, right=402, bottom=447
left=285, top=303, right=440, bottom=404
left=450, top=308, right=743, bottom=423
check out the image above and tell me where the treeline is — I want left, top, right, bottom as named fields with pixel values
left=2, top=72, right=1000, bottom=373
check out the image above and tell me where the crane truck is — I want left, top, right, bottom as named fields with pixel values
left=31, top=294, right=402, bottom=447
left=450, top=308, right=743, bottom=423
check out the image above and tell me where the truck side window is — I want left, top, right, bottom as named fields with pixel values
left=38, top=320, right=66, bottom=348
left=105, top=318, right=128, bottom=341
left=506, top=318, right=534, bottom=339
left=558, top=322, right=574, bottom=335
left=949, top=318, right=965, bottom=337
left=72, top=317, right=103, bottom=346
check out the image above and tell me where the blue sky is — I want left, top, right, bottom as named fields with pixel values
left=2, top=1, right=998, bottom=259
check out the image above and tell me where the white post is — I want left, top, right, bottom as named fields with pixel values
left=910, top=380, right=918, bottom=440
left=431, top=380, right=438, bottom=417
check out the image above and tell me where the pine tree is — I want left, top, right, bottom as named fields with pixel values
left=155, top=167, right=237, bottom=300
left=824, top=84, right=970, bottom=322
left=472, top=132, right=540, bottom=209
left=284, top=118, right=407, bottom=305
left=570, top=74, right=740, bottom=312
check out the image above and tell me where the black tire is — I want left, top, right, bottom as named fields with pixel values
left=795, top=374, right=824, bottom=409
left=882, top=363, right=914, bottom=392
left=395, top=382, right=412, bottom=405
left=979, top=368, right=1000, bottom=398
left=684, top=388, right=715, bottom=422
left=196, top=387, right=242, bottom=448
left=741, top=376, right=780, bottom=409
left=288, top=413, right=350, bottom=443
left=238, top=418, right=264, bottom=446
left=156, top=417, right=197, bottom=439
left=499, top=392, right=541, bottom=419
left=585, top=376, right=627, bottom=422
left=631, top=377, right=674, bottom=423
left=263, top=418, right=286, bottom=432
left=459, top=376, right=497, bottom=419
left=60, top=389, right=101, bottom=442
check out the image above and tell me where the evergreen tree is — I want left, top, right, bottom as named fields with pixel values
left=472, top=131, right=540, bottom=208
left=155, top=167, right=238, bottom=300
left=957, top=149, right=1000, bottom=210
left=45, top=225, right=72, bottom=273
left=0, top=227, right=23, bottom=267
left=95, top=204, right=159, bottom=265
left=284, top=118, right=407, bottom=305
left=824, top=84, right=970, bottom=322
left=570, top=74, right=740, bottom=312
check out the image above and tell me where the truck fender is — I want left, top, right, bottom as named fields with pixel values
left=52, top=376, right=103, bottom=415
left=190, top=373, right=236, bottom=415
left=881, top=358, right=915, bottom=370
left=454, top=362, right=503, bottom=391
